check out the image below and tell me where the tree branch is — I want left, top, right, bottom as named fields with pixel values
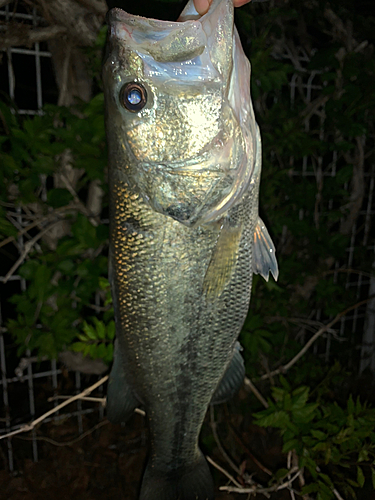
left=0, top=375, right=109, bottom=441
left=0, top=25, right=67, bottom=50
left=260, top=297, right=374, bottom=381
left=206, top=456, right=243, bottom=489
left=243, top=376, right=269, bottom=408
left=3, top=219, right=64, bottom=283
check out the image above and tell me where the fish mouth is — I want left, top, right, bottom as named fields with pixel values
left=107, top=0, right=234, bottom=73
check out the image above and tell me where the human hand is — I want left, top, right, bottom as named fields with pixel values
left=193, top=0, right=251, bottom=16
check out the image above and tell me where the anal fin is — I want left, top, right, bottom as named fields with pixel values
left=253, top=217, right=279, bottom=282
left=211, top=342, right=245, bottom=405
left=106, top=340, right=140, bottom=424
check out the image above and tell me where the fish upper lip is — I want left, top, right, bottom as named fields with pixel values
left=108, top=7, right=197, bottom=30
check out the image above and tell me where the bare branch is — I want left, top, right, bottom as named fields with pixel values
left=333, top=488, right=345, bottom=500
left=340, top=135, right=365, bottom=236
left=209, top=406, right=241, bottom=476
left=287, top=451, right=296, bottom=500
left=47, top=394, right=146, bottom=417
left=34, top=0, right=104, bottom=46
left=260, top=297, right=374, bottom=380
left=48, top=395, right=107, bottom=405
left=206, top=456, right=243, bottom=489
left=0, top=25, right=67, bottom=50
left=3, top=219, right=63, bottom=283
left=243, top=376, right=269, bottom=408
left=76, top=0, right=107, bottom=15
left=16, top=420, right=109, bottom=447
left=228, top=425, right=273, bottom=476
left=0, top=375, right=109, bottom=441
left=219, top=467, right=301, bottom=495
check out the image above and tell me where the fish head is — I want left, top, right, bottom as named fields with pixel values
left=103, top=0, right=259, bottom=226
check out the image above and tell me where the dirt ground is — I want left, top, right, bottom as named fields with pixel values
left=0, top=406, right=292, bottom=500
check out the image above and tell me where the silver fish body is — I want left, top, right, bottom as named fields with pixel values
left=103, top=1, right=278, bottom=499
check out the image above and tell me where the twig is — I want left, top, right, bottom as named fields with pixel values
left=0, top=25, right=67, bottom=50
left=48, top=395, right=107, bottom=406
left=76, top=0, right=107, bottom=15
left=0, top=375, right=108, bottom=441
left=323, top=268, right=373, bottom=279
left=0, top=204, right=88, bottom=251
left=16, top=419, right=109, bottom=447
left=206, top=456, right=243, bottom=489
left=3, top=220, right=63, bottom=283
left=260, top=297, right=373, bottom=380
left=228, top=424, right=273, bottom=476
left=243, top=377, right=269, bottom=408
left=209, top=406, right=241, bottom=476
left=332, top=488, right=345, bottom=500
left=47, top=394, right=146, bottom=417
left=287, top=451, right=296, bottom=500
left=220, top=467, right=301, bottom=495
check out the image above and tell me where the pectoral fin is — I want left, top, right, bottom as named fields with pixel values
left=107, top=340, right=140, bottom=424
left=203, top=220, right=242, bottom=300
left=253, top=217, right=279, bottom=282
left=211, top=342, right=245, bottom=405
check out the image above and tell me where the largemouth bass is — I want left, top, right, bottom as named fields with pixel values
left=103, top=1, right=278, bottom=499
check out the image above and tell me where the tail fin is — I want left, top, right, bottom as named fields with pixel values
left=139, top=452, right=214, bottom=500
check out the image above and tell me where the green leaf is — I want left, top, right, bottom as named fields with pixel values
left=107, top=320, right=116, bottom=340
left=83, top=321, right=97, bottom=340
left=255, top=410, right=290, bottom=428
left=311, top=430, right=327, bottom=440
left=347, top=395, right=355, bottom=415
left=282, top=439, right=300, bottom=453
left=293, top=404, right=318, bottom=423
left=301, top=483, right=319, bottom=495
left=357, top=466, right=365, bottom=488
left=291, top=386, right=310, bottom=410
left=96, top=342, right=107, bottom=359
left=346, top=479, right=359, bottom=488
left=89, top=344, right=97, bottom=358
left=106, top=342, right=114, bottom=362
left=358, top=449, right=369, bottom=462
left=71, top=342, right=86, bottom=352
left=93, top=317, right=106, bottom=340
left=47, top=188, right=73, bottom=208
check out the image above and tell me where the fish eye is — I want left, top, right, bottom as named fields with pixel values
left=120, top=82, right=147, bottom=112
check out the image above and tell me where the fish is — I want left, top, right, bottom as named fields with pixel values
left=102, top=1, right=278, bottom=499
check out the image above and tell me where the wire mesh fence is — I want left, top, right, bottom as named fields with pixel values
left=0, top=1, right=106, bottom=472
left=0, top=0, right=374, bottom=475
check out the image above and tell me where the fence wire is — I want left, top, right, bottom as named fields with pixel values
left=0, top=0, right=374, bottom=474
left=0, top=1, right=106, bottom=472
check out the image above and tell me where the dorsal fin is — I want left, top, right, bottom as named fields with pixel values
left=253, top=217, right=279, bottom=282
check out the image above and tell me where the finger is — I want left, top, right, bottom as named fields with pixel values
left=233, top=0, right=252, bottom=6
left=193, top=0, right=213, bottom=15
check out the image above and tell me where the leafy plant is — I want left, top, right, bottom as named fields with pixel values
left=254, top=377, right=375, bottom=499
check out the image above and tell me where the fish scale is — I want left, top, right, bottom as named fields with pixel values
left=103, top=0, right=278, bottom=498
